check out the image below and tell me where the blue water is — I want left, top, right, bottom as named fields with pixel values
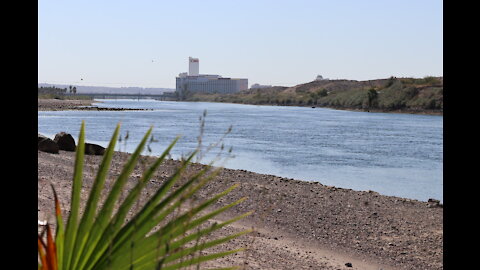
left=38, top=99, right=443, bottom=202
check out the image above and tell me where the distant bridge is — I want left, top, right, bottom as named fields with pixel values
left=64, top=92, right=177, bottom=100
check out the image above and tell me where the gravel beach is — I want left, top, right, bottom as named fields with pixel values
left=38, top=98, right=96, bottom=111
left=38, top=98, right=151, bottom=111
left=38, top=149, right=443, bottom=270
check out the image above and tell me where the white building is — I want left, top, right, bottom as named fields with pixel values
left=176, top=57, right=248, bottom=95
left=315, top=75, right=329, bottom=81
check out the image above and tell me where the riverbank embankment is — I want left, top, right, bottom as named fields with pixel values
left=38, top=150, right=443, bottom=270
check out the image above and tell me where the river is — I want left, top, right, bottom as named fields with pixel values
left=38, top=99, right=443, bottom=202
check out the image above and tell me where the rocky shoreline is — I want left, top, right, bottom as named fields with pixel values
left=184, top=100, right=443, bottom=116
left=38, top=147, right=443, bottom=269
left=38, top=98, right=442, bottom=115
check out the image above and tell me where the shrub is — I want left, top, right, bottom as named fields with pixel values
left=385, top=76, right=397, bottom=87
left=423, top=76, right=441, bottom=85
left=367, top=89, right=378, bottom=108
left=318, top=89, right=328, bottom=97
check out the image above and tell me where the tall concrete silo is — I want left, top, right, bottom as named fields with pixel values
left=189, top=57, right=199, bottom=76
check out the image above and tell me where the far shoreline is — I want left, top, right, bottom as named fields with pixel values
left=38, top=98, right=443, bottom=116
left=175, top=99, right=443, bottom=116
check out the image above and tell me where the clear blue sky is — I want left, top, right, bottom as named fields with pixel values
left=38, top=0, right=443, bottom=88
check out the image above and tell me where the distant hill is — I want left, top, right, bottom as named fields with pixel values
left=186, top=76, right=443, bottom=115
left=38, top=83, right=174, bottom=95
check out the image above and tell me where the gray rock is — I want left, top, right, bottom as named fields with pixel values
left=38, top=138, right=59, bottom=154
left=53, top=132, right=76, bottom=151
left=85, top=143, right=105, bottom=155
left=427, top=198, right=442, bottom=208
left=38, top=134, right=48, bottom=143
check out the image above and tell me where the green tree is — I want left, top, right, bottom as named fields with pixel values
left=385, top=76, right=397, bottom=88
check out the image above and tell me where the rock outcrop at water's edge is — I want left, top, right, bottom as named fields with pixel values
left=38, top=133, right=105, bottom=156
left=38, top=137, right=59, bottom=154
left=53, top=132, right=76, bottom=151
left=38, top=133, right=48, bottom=143
left=84, top=143, right=105, bottom=155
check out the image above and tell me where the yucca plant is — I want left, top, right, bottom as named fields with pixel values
left=38, top=121, right=251, bottom=270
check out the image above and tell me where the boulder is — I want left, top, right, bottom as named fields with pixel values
left=85, top=143, right=105, bottom=155
left=38, top=138, right=59, bottom=154
left=38, top=134, right=48, bottom=143
left=427, top=198, right=442, bottom=208
left=53, top=132, right=76, bottom=151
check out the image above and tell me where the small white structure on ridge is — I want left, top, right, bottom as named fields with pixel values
left=251, top=83, right=272, bottom=89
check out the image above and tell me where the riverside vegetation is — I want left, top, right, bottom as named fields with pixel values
left=38, top=121, right=250, bottom=270
left=39, top=86, right=93, bottom=100
left=183, top=76, right=443, bottom=115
